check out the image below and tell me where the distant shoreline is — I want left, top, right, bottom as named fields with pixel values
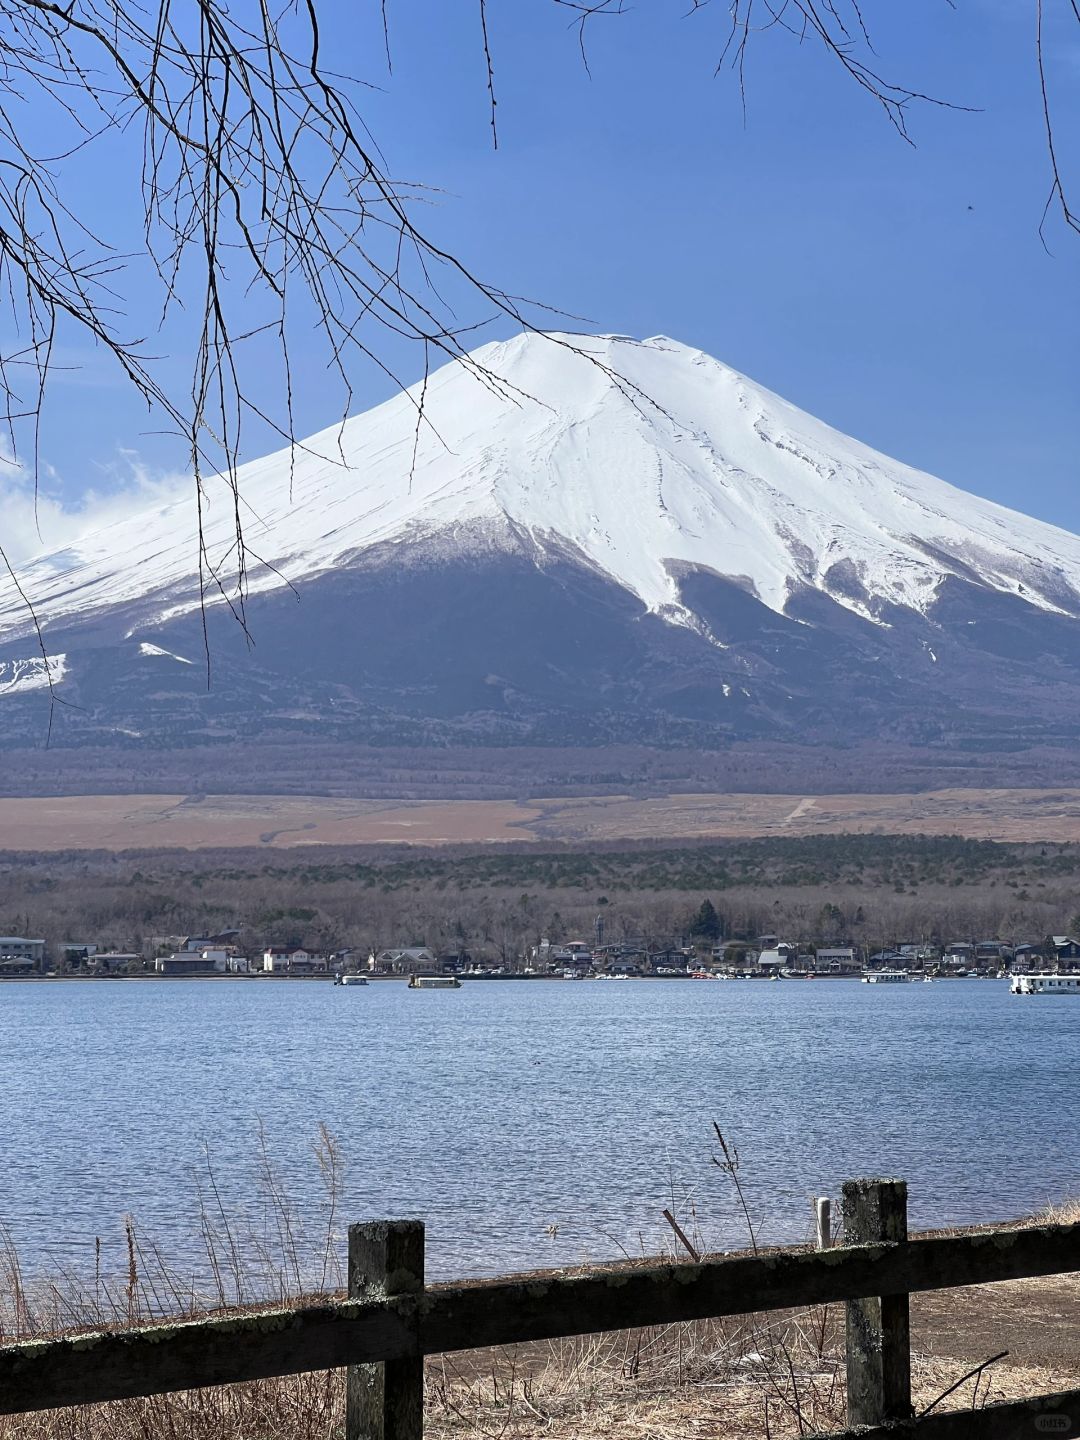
left=0, top=971, right=993, bottom=984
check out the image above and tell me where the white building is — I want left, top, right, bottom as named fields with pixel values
left=199, top=948, right=231, bottom=969
left=263, top=948, right=327, bottom=974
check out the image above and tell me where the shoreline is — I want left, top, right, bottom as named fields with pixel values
left=0, top=971, right=1010, bottom=983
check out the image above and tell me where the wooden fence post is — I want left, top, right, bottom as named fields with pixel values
left=347, top=1220, right=425, bottom=1440
left=814, top=1197, right=832, bottom=1250
left=842, top=1178, right=912, bottom=1428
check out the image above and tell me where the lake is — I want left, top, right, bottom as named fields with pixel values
left=3, top=977, right=1078, bottom=1291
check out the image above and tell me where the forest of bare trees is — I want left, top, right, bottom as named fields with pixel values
left=10, top=740, right=1080, bottom=801
left=4, top=834, right=1080, bottom=961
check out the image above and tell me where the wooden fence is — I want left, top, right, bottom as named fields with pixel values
left=2, top=1178, right=1080, bottom=1438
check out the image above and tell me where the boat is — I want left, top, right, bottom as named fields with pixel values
left=408, top=975, right=462, bottom=989
left=1010, top=973, right=1080, bottom=996
left=862, top=970, right=910, bottom=984
left=334, top=973, right=368, bottom=986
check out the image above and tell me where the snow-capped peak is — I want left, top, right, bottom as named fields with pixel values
left=3, top=331, right=1080, bottom=642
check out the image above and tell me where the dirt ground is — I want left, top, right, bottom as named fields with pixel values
left=915, top=1272, right=1080, bottom=1372
left=5, top=785, right=1080, bottom=849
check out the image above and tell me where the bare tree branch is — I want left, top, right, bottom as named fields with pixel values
left=0, top=0, right=1074, bottom=692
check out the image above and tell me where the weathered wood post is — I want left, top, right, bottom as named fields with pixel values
left=814, top=1197, right=832, bottom=1250
left=347, top=1220, right=425, bottom=1440
left=842, top=1178, right=912, bottom=1428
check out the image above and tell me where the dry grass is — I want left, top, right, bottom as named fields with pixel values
left=12, top=785, right=1080, bottom=851
left=0, top=1310, right=851, bottom=1440
left=1, top=1375, right=346, bottom=1440
left=8, top=1310, right=1074, bottom=1440
left=0, top=1125, right=355, bottom=1440
left=1039, top=1196, right=1080, bottom=1228
left=427, top=1311, right=849, bottom=1440
left=3, top=1157, right=1079, bottom=1440
left=7, top=1281, right=1077, bottom=1440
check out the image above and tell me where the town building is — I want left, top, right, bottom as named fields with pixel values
left=1051, top=936, right=1080, bottom=964
left=974, top=941, right=1014, bottom=968
left=61, top=943, right=98, bottom=964
left=263, top=947, right=327, bottom=974
left=369, top=947, right=438, bottom=975
left=943, top=942, right=975, bottom=970
left=814, top=947, right=860, bottom=974
left=0, top=937, right=45, bottom=973
left=757, top=942, right=797, bottom=972
left=155, top=953, right=221, bottom=976
left=89, top=952, right=142, bottom=973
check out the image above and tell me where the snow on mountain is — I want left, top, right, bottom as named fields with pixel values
left=138, top=642, right=193, bottom=664
left=3, top=331, right=1080, bottom=646
left=0, top=653, right=66, bottom=694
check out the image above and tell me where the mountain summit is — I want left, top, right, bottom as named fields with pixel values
left=4, top=331, right=1080, bottom=760
left=6, top=332, right=1080, bottom=636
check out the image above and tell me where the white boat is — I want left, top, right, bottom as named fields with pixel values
left=335, top=973, right=368, bottom=986
left=862, top=970, right=910, bottom=984
left=408, top=975, right=462, bottom=989
left=1010, top=973, right=1080, bottom=996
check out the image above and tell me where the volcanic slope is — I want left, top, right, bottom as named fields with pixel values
left=3, top=332, right=1080, bottom=756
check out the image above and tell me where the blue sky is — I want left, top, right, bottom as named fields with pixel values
left=6, top=0, right=1080, bottom=556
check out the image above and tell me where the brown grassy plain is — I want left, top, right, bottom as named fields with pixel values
left=5, top=786, right=1080, bottom=850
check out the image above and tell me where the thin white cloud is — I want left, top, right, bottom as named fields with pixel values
left=0, top=450, right=189, bottom=566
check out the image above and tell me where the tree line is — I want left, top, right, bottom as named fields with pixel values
left=4, top=834, right=1080, bottom=961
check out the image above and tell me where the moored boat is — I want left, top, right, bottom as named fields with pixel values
left=335, top=973, right=368, bottom=986
left=1010, top=973, right=1080, bottom=996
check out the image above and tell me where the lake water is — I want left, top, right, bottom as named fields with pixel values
left=3, top=977, right=1078, bottom=1291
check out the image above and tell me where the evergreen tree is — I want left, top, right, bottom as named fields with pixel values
left=690, top=899, right=722, bottom=943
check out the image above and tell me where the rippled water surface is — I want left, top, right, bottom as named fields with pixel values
left=4, top=977, right=1079, bottom=1284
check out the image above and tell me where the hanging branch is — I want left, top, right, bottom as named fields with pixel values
left=0, top=0, right=1076, bottom=681
left=0, top=0, right=560, bottom=664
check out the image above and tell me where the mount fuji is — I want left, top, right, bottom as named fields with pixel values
left=4, top=332, right=1080, bottom=766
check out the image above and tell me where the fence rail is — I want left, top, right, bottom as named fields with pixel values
left=2, top=1179, right=1079, bottom=1437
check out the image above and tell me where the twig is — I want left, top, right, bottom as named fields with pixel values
left=918, top=1350, right=1009, bottom=1418
left=662, top=1207, right=701, bottom=1263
